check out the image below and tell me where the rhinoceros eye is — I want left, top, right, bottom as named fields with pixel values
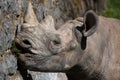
left=69, top=41, right=77, bottom=50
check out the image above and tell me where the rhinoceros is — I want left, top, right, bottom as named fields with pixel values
left=15, top=2, right=120, bottom=80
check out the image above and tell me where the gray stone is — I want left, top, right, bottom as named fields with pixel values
left=29, top=71, right=67, bottom=80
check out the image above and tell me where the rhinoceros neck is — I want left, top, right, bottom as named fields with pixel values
left=79, top=16, right=114, bottom=76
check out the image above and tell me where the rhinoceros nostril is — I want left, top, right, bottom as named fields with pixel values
left=22, top=39, right=32, bottom=48
left=52, top=39, right=61, bottom=45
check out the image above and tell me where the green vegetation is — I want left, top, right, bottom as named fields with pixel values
left=11, top=42, right=21, bottom=56
left=103, top=0, right=120, bottom=19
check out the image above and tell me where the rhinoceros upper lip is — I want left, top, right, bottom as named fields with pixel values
left=21, top=48, right=37, bottom=55
left=14, top=41, right=37, bottom=55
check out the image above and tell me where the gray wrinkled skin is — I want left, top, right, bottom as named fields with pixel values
left=15, top=2, right=84, bottom=71
left=15, top=2, right=120, bottom=80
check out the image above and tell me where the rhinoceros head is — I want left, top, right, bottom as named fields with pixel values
left=15, top=2, right=98, bottom=72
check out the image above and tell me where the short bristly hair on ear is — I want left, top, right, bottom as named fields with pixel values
left=83, top=10, right=98, bottom=37
left=74, top=10, right=98, bottom=50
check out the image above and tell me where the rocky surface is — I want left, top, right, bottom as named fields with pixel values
left=0, top=0, right=106, bottom=80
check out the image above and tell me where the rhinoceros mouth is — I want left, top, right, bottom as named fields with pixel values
left=14, top=40, right=36, bottom=58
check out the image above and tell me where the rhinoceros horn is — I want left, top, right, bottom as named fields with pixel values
left=24, top=1, right=39, bottom=26
left=24, top=1, right=55, bottom=31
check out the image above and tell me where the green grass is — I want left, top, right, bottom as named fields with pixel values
left=103, top=0, right=120, bottom=19
left=11, top=42, right=21, bottom=56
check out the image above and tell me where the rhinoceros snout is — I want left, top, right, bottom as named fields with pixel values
left=14, top=37, right=32, bottom=50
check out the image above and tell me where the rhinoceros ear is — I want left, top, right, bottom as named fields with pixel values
left=83, top=10, right=98, bottom=37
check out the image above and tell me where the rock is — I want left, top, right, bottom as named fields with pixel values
left=29, top=71, right=67, bottom=80
left=0, top=54, right=17, bottom=80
